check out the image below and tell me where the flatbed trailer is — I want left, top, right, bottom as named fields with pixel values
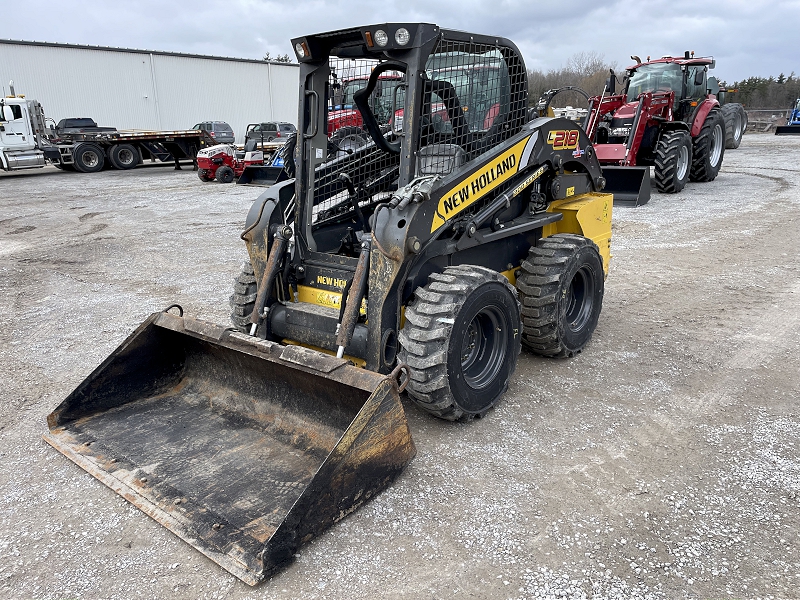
left=53, top=129, right=214, bottom=172
left=1, top=87, right=214, bottom=174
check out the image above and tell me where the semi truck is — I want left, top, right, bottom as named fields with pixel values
left=0, top=82, right=211, bottom=173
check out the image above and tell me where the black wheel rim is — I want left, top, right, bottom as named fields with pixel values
left=565, top=266, right=595, bottom=332
left=460, top=305, right=508, bottom=390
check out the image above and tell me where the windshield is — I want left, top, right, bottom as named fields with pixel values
left=426, top=51, right=507, bottom=133
left=340, top=79, right=368, bottom=108
left=626, top=63, right=683, bottom=102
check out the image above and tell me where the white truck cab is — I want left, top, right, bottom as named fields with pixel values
left=0, top=83, right=57, bottom=171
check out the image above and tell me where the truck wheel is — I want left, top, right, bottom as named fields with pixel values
left=398, top=266, right=521, bottom=421
left=517, top=234, right=604, bottom=357
left=653, top=131, right=692, bottom=193
left=690, top=108, right=725, bottom=182
left=216, top=165, right=235, bottom=183
left=72, top=143, right=105, bottom=173
left=108, top=143, right=140, bottom=170
left=722, top=104, right=744, bottom=149
left=229, top=260, right=258, bottom=332
left=197, top=168, right=215, bottom=182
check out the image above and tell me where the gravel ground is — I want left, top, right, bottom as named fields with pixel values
left=1, top=134, right=799, bottom=600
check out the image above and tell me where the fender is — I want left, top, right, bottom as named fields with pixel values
left=241, top=179, right=295, bottom=281
left=690, top=97, right=720, bottom=137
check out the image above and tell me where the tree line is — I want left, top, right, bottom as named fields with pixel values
left=527, top=52, right=799, bottom=110
left=721, top=74, right=799, bottom=109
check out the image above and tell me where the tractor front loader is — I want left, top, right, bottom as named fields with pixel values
left=45, top=23, right=613, bottom=586
left=585, top=52, right=726, bottom=206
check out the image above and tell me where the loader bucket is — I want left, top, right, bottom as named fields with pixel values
left=44, top=310, right=415, bottom=586
left=236, top=165, right=288, bottom=186
left=601, top=166, right=651, bottom=207
left=775, top=125, right=800, bottom=135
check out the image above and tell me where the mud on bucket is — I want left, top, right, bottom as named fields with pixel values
left=44, top=310, right=415, bottom=585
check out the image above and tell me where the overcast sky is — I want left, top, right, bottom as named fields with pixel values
left=2, top=0, right=798, bottom=83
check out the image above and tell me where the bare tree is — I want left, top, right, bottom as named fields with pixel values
left=527, top=52, right=617, bottom=108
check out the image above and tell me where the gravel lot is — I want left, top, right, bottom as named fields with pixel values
left=1, top=134, right=799, bottom=600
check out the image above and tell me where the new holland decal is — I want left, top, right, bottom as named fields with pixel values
left=430, top=136, right=531, bottom=233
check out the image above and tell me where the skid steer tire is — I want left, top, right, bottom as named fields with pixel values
left=722, top=103, right=744, bottom=149
left=517, top=234, right=604, bottom=358
left=216, top=165, right=235, bottom=183
left=398, top=265, right=521, bottom=422
left=229, top=260, right=258, bottom=332
left=690, top=108, right=725, bottom=182
left=197, top=168, right=215, bottom=182
left=654, top=131, right=692, bottom=193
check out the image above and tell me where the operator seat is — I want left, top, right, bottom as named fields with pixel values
left=417, top=144, right=466, bottom=175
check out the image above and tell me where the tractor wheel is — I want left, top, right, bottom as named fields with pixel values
left=517, top=234, right=604, bottom=357
left=72, top=143, right=105, bottom=173
left=398, top=265, right=521, bottom=421
left=197, top=168, right=214, bottom=182
left=216, top=165, right=235, bottom=183
left=653, top=131, right=692, bottom=193
left=722, top=104, right=744, bottom=149
left=330, top=126, right=370, bottom=157
left=229, top=260, right=258, bottom=332
left=108, top=143, right=140, bottom=170
left=690, top=108, right=725, bottom=182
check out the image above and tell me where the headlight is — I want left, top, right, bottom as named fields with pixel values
left=395, top=28, right=410, bottom=45
left=295, top=42, right=306, bottom=58
left=610, top=127, right=631, bottom=137
left=374, top=30, right=389, bottom=47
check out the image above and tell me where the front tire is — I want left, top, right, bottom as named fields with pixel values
left=653, top=131, right=692, bottom=193
left=216, top=165, right=235, bottom=183
left=517, top=234, right=604, bottom=357
left=690, top=108, right=725, bottom=182
left=229, top=260, right=257, bottom=332
left=399, top=266, right=521, bottom=421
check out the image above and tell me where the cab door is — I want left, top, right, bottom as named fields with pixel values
left=0, top=103, right=33, bottom=150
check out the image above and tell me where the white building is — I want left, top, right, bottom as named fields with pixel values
left=0, top=39, right=299, bottom=143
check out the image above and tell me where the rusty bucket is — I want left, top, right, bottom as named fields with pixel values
left=44, top=310, right=415, bottom=585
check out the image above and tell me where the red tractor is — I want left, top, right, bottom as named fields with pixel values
left=585, top=51, right=726, bottom=205
left=327, top=71, right=405, bottom=147
left=196, top=143, right=264, bottom=183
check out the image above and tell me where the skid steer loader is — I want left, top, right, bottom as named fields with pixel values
left=45, top=23, right=613, bottom=586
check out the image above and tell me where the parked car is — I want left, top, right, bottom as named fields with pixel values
left=192, top=121, right=235, bottom=144
left=245, top=122, right=296, bottom=143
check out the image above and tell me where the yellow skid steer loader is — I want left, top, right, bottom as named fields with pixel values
left=46, top=23, right=613, bottom=585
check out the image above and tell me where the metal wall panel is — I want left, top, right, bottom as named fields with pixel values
left=0, top=41, right=299, bottom=142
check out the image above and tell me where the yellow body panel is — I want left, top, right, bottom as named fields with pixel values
left=297, top=284, right=366, bottom=314
left=544, top=192, right=613, bottom=276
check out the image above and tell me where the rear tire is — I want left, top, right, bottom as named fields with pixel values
left=653, top=131, right=692, bottom=193
left=722, top=104, right=744, bottom=149
left=690, top=108, right=725, bottom=182
left=216, top=165, right=235, bottom=183
left=72, top=143, right=105, bottom=173
left=197, top=168, right=215, bottom=182
left=229, top=260, right=257, bottom=332
left=398, top=266, right=521, bottom=422
left=108, top=143, right=140, bottom=170
left=517, top=234, right=604, bottom=357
